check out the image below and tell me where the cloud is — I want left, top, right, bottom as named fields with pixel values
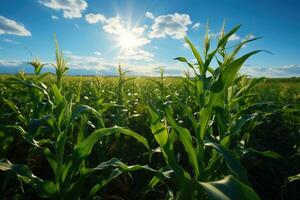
left=67, top=54, right=107, bottom=70
left=0, top=16, right=31, bottom=36
left=209, top=31, right=241, bottom=42
left=228, top=33, right=241, bottom=41
left=3, top=38, right=20, bottom=44
left=249, top=34, right=255, bottom=39
left=192, top=22, right=200, bottom=30
left=62, top=50, right=72, bottom=54
left=102, top=16, right=124, bottom=35
left=65, top=53, right=155, bottom=75
left=145, top=11, right=155, bottom=19
left=117, top=48, right=154, bottom=61
left=0, top=57, right=183, bottom=76
left=85, top=14, right=152, bottom=61
left=0, top=59, right=24, bottom=67
left=85, top=13, right=106, bottom=24
left=94, top=51, right=101, bottom=56
left=183, top=42, right=189, bottom=48
left=208, top=31, right=219, bottom=38
left=85, top=14, right=148, bottom=38
left=39, top=0, right=88, bottom=19
left=67, top=53, right=155, bottom=74
left=241, top=35, right=255, bottom=48
left=148, top=13, right=192, bottom=39
left=119, top=61, right=187, bottom=76
left=241, top=64, right=300, bottom=77
left=51, top=15, right=59, bottom=20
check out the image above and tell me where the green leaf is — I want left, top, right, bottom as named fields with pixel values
left=217, top=25, right=241, bottom=48
left=199, top=175, right=260, bottom=200
left=184, top=37, right=204, bottom=74
left=148, top=106, right=188, bottom=185
left=175, top=56, right=199, bottom=76
left=0, top=159, right=57, bottom=199
left=242, top=149, right=283, bottom=160
left=205, top=142, right=249, bottom=183
left=165, top=108, right=200, bottom=177
left=43, top=147, right=57, bottom=177
left=5, top=125, right=40, bottom=148
left=51, top=84, right=64, bottom=105
left=86, top=158, right=172, bottom=198
left=228, top=113, right=259, bottom=136
left=61, top=127, right=149, bottom=184
left=221, top=50, right=261, bottom=90
left=148, top=106, right=176, bottom=166
left=288, top=173, right=300, bottom=183
left=68, top=105, right=105, bottom=129
left=199, top=51, right=260, bottom=140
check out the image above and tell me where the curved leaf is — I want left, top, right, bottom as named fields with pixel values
left=205, top=142, right=249, bottom=184
left=0, top=159, right=57, bottom=199
left=199, top=175, right=260, bottom=200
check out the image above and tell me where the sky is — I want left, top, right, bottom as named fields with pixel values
left=0, top=0, right=299, bottom=77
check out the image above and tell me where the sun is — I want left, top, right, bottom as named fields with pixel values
left=118, top=30, right=138, bottom=50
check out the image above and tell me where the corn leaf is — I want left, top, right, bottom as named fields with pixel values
left=199, top=175, right=260, bottom=200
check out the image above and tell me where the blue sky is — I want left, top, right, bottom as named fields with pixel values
left=0, top=0, right=299, bottom=77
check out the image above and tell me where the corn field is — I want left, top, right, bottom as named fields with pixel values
left=0, top=25, right=299, bottom=200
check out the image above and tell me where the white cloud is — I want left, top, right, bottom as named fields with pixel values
left=0, top=59, right=23, bottom=66
left=85, top=14, right=152, bottom=61
left=228, top=33, right=241, bottom=41
left=85, top=14, right=149, bottom=43
left=118, top=48, right=154, bottom=61
left=242, top=34, right=255, bottom=42
left=66, top=52, right=154, bottom=74
left=241, top=35, right=255, bottom=48
left=85, top=13, right=106, bottom=24
left=0, top=16, right=31, bottom=36
left=208, top=31, right=219, bottom=38
left=119, top=61, right=186, bottom=76
left=67, top=54, right=106, bottom=70
left=209, top=31, right=241, bottom=41
left=62, top=50, right=72, bottom=54
left=192, top=22, right=200, bottom=30
left=102, top=16, right=124, bottom=35
left=132, top=25, right=148, bottom=35
left=101, top=17, right=150, bottom=47
left=39, top=0, right=88, bottom=19
left=65, top=53, right=156, bottom=75
left=94, top=51, right=101, bottom=56
left=148, top=13, right=192, bottom=39
left=241, top=64, right=300, bottom=77
left=51, top=15, right=59, bottom=20
left=145, top=11, right=155, bottom=19
left=3, top=38, right=19, bottom=44
left=249, top=34, right=255, bottom=39
left=183, top=42, right=189, bottom=48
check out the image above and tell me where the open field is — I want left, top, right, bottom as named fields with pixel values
left=0, top=26, right=299, bottom=200
left=1, top=74, right=299, bottom=199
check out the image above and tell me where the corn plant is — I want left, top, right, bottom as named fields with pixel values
left=28, top=58, right=46, bottom=75
left=53, top=34, right=69, bottom=89
left=146, top=24, right=280, bottom=199
left=0, top=38, right=167, bottom=199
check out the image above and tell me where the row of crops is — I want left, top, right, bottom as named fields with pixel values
left=0, top=25, right=299, bottom=199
